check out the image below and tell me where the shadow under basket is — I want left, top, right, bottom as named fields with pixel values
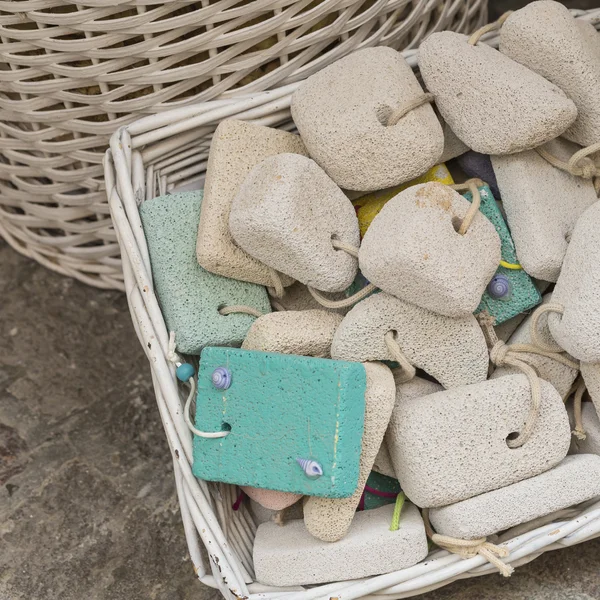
left=104, top=11, right=600, bottom=599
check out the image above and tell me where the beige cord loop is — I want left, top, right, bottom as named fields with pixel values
left=384, top=331, right=416, bottom=383
left=423, top=509, right=514, bottom=577
left=331, top=238, right=360, bottom=258
left=572, top=379, right=587, bottom=441
left=450, top=179, right=483, bottom=235
left=468, top=11, right=513, bottom=46
left=387, top=93, right=435, bottom=127
left=535, top=141, right=600, bottom=180
left=267, top=269, right=285, bottom=299
left=308, top=283, right=377, bottom=309
left=529, top=303, right=566, bottom=353
left=219, top=305, right=264, bottom=318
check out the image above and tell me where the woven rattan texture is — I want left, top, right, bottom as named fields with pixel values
left=0, top=0, right=487, bottom=290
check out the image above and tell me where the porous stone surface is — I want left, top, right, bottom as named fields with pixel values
left=491, top=145, right=597, bottom=282
left=359, top=182, right=501, bottom=317
left=372, top=439, right=396, bottom=479
left=429, top=455, right=600, bottom=539
left=139, top=191, right=271, bottom=355
left=197, top=119, right=306, bottom=286
left=331, top=291, right=489, bottom=388
left=569, top=403, right=600, bottom=456
left=501, top=1, right=600, bottom=147
left=388, top=374, right=571, bottom=507
left=456, top=151, right=501, bottom=199
left=230, top=153, right=360, bottom=293
left=3, top=240, right=600, bottom=600
left=418, top=31, right=577, bottom=155
left=241, top=487, right=302, bottom=511
left=439, top=118, right=470, bottom=162
left=548, top=201, right=600, bottom=362
left=253, top=502, right=428, bottom=586
left=581, top=362, right=600, bottom=418
left=491, top=294, right=579, bottom=398
left=242, top=310, right=343, bottom=358
left=304, top=362, right=396, bottom=542
left=192, top=347, right=366, bottom=498
left=495, top=312, right=528, bottom=342
left=291, top=47, right=444, bottom=191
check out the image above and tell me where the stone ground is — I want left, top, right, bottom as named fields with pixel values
left=2, top=247, right=600, bottom=600
left=2, top=1, right=600, bottom=597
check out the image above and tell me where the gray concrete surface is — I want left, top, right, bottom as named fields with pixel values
left=1, top=240, right=600, bottom=600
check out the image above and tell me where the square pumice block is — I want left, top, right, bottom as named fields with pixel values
left=139, top=191, right=271, bottom=355
left=192, top=347, right=366, bottom=498
left=253, top=502, right=428, bottom=587
left=197, top=119, right=307, bottom=286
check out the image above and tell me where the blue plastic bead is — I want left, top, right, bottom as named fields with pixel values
left=176, top=363, right=195, bottom=382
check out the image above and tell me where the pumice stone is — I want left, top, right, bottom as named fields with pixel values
left=230, top=153, right=360, bottom=293
left=418, top=31, right=577, bottom=155
left=291, top=47, right=444, bottom=191
left=359, top=182, right=501, bottom=317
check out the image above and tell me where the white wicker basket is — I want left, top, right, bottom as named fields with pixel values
left=105, top=11, right=600, bottom=599
left=0, top=0, right=487, bottom=291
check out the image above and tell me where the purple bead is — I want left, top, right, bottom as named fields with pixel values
left=212, top=367, right=232, bottom=390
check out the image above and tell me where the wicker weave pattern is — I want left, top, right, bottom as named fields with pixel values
left=105, top=11, right=600, bottom=599
left=0, top=0, right=488, bottom=290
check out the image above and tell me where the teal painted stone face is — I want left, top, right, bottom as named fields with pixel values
left=139, top=191, right=271, bottom=355
left=461, top=184, right=541, bottom=324
left=192, top=347, right=367, bottom=498
left=362, top=471, right=401, bottom=511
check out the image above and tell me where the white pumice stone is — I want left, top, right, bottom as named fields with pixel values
left=330, top=291, right=489, bottom=389
left=429, top=455, right=600, bottom=539
left=253, top=502, right=428, bottom=587
left=242, top=487, right=303, bottom=511
left=491, top=294, right=579, bottom=398
left=387, top=374, right=571, bottom=507
left=197, top=119, right=306, bottom=286
left=291, top=47, right=444, bottom=191
left=230, top=153, right=360, bottom=293
left=500, top=0, right=600, bottom=147
left=569, top=403, right=600, bottom=456
left=303, top=362, right=396, bottom=542
left=581, top=362, right=600, bottom=418
left=491, top=144, right=597, bottom=282
left=372, top=440, right=396, bottom=479
left=359, top=182, right=501, bottom=317
left=418, top=31, right=577, bottom=155
left=439, top=117, right=470, bottom=162
left=242, top=310, right=343, bottom=358
left=548, top=201, right=600, bottom=362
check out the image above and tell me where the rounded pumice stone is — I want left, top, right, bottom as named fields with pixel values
left=229, top=153, right=359, bottom=293
left=500, top=1, right=600, bottom=147
left=197, top=119, right=306, bottom=287
left=331, top=291, right=489, bottom=388
left=291, top=47, right=444, bottom=191
left=418, top=31, right=577, bottom=155
left=581, top=362, right=600, bottom=418
left=491, top=141, right=597, bottom=282
left=429, top=455, right=600, bottom=539
left=253, top=502, right=428, bottom=587
left=359, top=182, right=501, bottom=317
left=491, top=294, right=579, bottom=399
left=249, top=497, right=304, bottom=525
left=242, top=310, right=343, bottom=358
left=303, top=362, right=396, bottom=542
left=372, top=439, right=396, bottom=479
left=439, top=116, right=469, bottom=162
left=387, top=374, right=571, bottom=508
left=548, top=201, right=600, bottom=362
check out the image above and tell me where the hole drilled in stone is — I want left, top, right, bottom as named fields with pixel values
left=221, top=422, right=232, bottom=432
left=451, top=216, right=463, bottom=233
left=505, top=431, right=520, bottom=447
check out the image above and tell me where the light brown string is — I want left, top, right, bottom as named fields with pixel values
left=219, top=305, right=264, bottom=318
left=572, top=378, right=587, bottom=441
left=267, top=269, right=285, bottom=299
left=387, top=93, right=435, bottom=127
left=308, top=283, right=377, bottom=309
left=468, top=11, right=513, bottom=46
left=535, top=141, right=600, bottom=180
left=450, top=179, right=483, bottom=235
left=422, top=509, right=514, bottom=578
left=529, top=303, right=566, bottom=353
left=331, top=238, right=360, bottom=258
left=479, top=313, right=578, bottom=448
left=384, top=331, right=416, bottom=383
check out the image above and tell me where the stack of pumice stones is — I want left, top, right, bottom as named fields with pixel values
left=138, top=1, right=600, bottom=587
